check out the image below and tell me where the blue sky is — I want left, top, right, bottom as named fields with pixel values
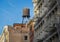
left=0, top=0, right=34, bottom=35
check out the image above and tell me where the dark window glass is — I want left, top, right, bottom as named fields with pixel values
left=24, top=36, right=28, bottom=40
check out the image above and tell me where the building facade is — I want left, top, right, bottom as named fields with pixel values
left=33, top=0, right=60, bottom=42
left=10, top=23, right=30, bottom=42
left=0, top=25, right=12, bottom=42
left=0, top=21, right=34, bottom=42
left=0, top=32, right=5, bottom=42
left=27, top=20, right=34, bottom=42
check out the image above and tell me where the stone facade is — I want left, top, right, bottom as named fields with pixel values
left=0, top=33, right=5, bottom=42
left=9, top=24, right=30, bottom=42
left=33, top=0, right=60, bottom=42
left=0, top=20, right=34, bottom=42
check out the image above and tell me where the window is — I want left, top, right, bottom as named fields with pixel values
left=40, top=3, right=42, bottom=6
left=38, top=5, right=40, bottom=8
left=55, top=7, right=57, bottom=11
left=40, top=22, right=43, bottom=26
left=53, top=23, right=55, bottom=27
left=30, top=25, right=32, bottom=31
left=42, top=20, right=44, bottom=24
left=52, top=10, right=54, bottom=14
left=35, top=11, right=37, bottom=13
left=24, top=36, right=28, bottom=40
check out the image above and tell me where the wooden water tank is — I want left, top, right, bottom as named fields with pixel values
left=23, top=8, right=30, bottom=18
